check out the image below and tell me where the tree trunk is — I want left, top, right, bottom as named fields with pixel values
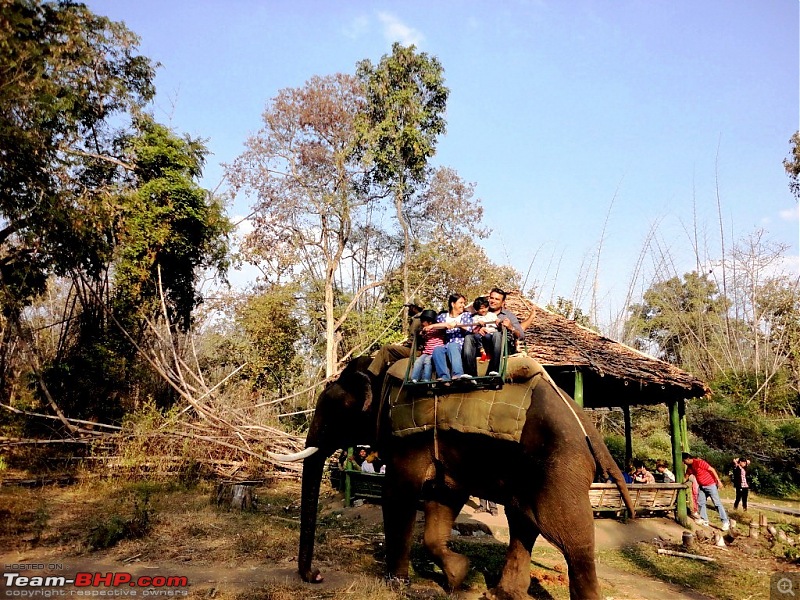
left=215, top=482, right=255, bottom=510
left=394, top=184, right=410, bottom=305
left=325, top=276, right=336, bottom=378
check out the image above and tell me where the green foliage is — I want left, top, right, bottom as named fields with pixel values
left=603, top=434, right=627, bottom=468
left=356, top=42, right=449, bottom=305
left=389, top=238, right=521, bottom=312
left=687, top=399, right=800, bottom=496
left=626, top=271, right=729, bottom=377
left=114, top=116, right=231, bottom=331
left=785, top=131, right=800, bottom=201
left=236, top=286, right=302, bottom=395
left=86, top=489, right=153, bottom=550
left=546, top=297, right=595, bottom=330
left=356, top=43, right=449, bottom=194
left=0, top=0, right=155, bottom=315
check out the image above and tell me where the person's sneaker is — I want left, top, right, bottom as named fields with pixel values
left=460, top=374, right=473, bottom=379
left=694, top=517, right=709, bottom=526
left=411, top=379, right=418, bottom=383
left=721, top=522, right=730, bottom=532
left=488, top=371, right=499, bottom=376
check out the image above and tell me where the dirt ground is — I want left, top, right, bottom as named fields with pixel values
left=1, top=481, right=797, bottom=600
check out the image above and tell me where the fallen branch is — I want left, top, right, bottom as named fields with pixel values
left=0, top=404, right=121, bottom=430
left=657, top=549, right=716, bottom=562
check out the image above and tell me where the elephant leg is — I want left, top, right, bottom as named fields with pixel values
left=533, top=491, right=600, bottom=600
left=422, top=499, right=470, bottom=591
left=485, top=504, right=538, bottom=600
left=382, top=450, right=429, bottom=581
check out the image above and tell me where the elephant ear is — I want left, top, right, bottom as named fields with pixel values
left=334, top=361, right=373, bottom=411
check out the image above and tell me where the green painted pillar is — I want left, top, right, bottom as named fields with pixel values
left=344, top=446, right=354, bottom=507
left=574, top=370, right=584, bottom=408
left=669, top=400, right=689, bottom=526
left=679, top=398, right=689, bottom=455
left=622, top=404, right=632, bottom=468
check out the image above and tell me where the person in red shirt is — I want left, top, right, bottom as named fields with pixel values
left=682, top=452, right=730, bottom=531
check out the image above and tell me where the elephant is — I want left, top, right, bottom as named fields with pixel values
left=285, top=355, right=634, bottom=600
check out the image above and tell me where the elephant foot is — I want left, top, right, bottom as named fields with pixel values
left=299, top=567, right=324, bottom=583
left=443, top=553, right=470, bottom=591
left=482, top=585, right=527, bottom=600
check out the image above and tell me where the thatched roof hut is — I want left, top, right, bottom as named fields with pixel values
left=504, top=292, right=710, bottom=409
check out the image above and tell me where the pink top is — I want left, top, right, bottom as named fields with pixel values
left=421, top=329, right=445, bottom=355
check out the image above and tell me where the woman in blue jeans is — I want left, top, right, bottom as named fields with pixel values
left=430, top=294, right=473, bottom=383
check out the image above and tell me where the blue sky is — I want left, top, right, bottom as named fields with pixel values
left=88, top=1, right=799, bottom=331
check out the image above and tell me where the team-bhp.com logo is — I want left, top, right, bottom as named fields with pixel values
left=3, top=572, right=189, bottom=596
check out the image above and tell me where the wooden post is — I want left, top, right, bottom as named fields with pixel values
left=750, top=522, right=760, bottom=539
left=622, top=404, right=632, bottom=468
left=669, top=399, right=688, bottom=526
left=682, top=531, right=695, bottom=549
left=573, top=370, right=584, bottom=408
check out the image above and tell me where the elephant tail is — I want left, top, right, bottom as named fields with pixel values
left=583, top=424, right=636, bottom=517
left=538, top=367, right=637, bottom=517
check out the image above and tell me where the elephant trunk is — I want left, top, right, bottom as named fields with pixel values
left=298, top=451, right=327, bottom=583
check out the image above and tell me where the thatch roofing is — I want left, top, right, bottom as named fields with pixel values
left=503, top=292, right=711, bottom=408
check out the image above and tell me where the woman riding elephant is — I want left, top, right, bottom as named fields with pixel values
left=427, top=293, right=473, bottom=383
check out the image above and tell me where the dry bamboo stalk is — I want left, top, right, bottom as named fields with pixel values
left=657, top=549, right=715, bottom=562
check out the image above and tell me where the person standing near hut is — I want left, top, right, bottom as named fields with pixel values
left=683, top=452, right=730, bottom=531
left=732, top=457, right=751, bottom=511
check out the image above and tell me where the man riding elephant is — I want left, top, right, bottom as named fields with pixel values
left=463, top=287, right=524, bottom=377
left=367, top=299, right=424, bottom=381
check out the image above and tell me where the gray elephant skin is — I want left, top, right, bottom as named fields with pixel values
left=296, top=356, right=634, bottom=600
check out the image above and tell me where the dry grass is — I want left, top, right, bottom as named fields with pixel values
left=3, top=475, right=799, bottom=600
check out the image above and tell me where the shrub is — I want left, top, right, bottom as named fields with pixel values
left=86, top=490, right=153, bottom=550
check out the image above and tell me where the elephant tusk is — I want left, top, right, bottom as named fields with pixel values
left=268, top=446, right=319, bottom=462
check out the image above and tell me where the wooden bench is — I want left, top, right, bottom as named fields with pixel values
left=590, top=482, right=688, bottom=515
left=343, top=470, right=384, bottom=506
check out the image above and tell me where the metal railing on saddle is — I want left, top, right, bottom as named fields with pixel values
left=401, top=328, right=510, bottom=394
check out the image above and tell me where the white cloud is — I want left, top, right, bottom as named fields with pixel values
left=343, top=15, right=369, bottom=40
left=779, top=204, right=800, bottom=222
left=377, top=12, right=424, bottom=46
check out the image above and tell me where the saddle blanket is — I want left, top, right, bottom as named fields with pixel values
left=385, top=355, right=545, bottom=442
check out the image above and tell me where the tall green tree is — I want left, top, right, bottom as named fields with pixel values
left=356, top=43, right=449, bottom=305
left=0, top=2, right=231, bottom=420
left=39, top=117, right=230, bottom=420
left=0, top=0, right=155, bottom=316
left=113, top=116, right=230, bottom=332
